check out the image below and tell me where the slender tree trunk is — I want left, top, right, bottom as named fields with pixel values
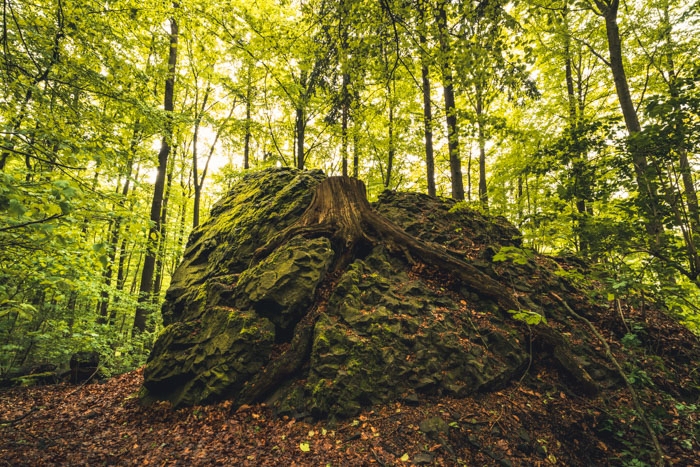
left=116, top=163, right=141, bottom=298
left=563, top=11, right=578, bottom=126
left=562, top=10, right=589, bottom=254
left=341, top=72, right=349, bottom=177
left=340, top=14, right=350, bottom=178
left=593, top=0, right=664, bottom=248
left=418, top=5, right=436, bottom=197
left=295, top=71, right=308, bottom=170
left=659, top=6, right=700, bottom=278
left=134, top=11, right=179, bottom=334
left=244, top=63, right=253, bottom=170
left=130, top=251, right=143, bottom=295
left=116, top=236, right=129, bottom=293
left=153, top=148, right=176, bottom=299
left=435, top=0, right=464, bottom=200
left=192, top=87, right=210, bottom=228
left=353, top=131, right=359, bottom=178
left=421, top=61, right=436, bottom=197
left=194, top=96, right=233, bottom=228
left=476, top=91, right=488, bottom=210
left=467, top=146, right=472, bottom=201
left=173, top=195, right=187, bottom=270
left=295, top=107, right=306, bottom=169
left=385, top=83, right=395, bottom=189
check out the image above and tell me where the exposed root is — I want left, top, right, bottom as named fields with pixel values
left=236, top=304, right=320, bottom=407
left=242, top=176, right=527, bottom=411
left=256, top=176, right=522, bottom=313
left=552, top=293, right=666, bottom=467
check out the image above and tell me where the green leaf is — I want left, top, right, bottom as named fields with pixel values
left=508, top=309, right=546, bottom=326
left=299, top=442, right=311, bottom=452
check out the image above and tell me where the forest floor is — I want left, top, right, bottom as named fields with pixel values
left=1, top=361, right=698, bottom=466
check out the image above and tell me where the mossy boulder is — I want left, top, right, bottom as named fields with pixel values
left=235, top=236, right=334, bottom=332
left=142, top=168, right=616, bottom=417
left=160, top=168, right=325, bottom=326
left=142, top=307, right=275, bottom=407
left=298, top=247, right=527, bottom=418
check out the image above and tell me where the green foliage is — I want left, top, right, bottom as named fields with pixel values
left=492, top=246, right=534, bottom=265
left=507, top=309, right=547, bottom=326
left=0, top=0, right=697, bottom=379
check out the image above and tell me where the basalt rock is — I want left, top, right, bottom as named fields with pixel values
left=141, top=168, right=618, bottom=418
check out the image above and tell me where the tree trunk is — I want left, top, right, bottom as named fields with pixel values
left=353, top=131, right=360, bottom=178
left=659, top=4, right=700, bottom=279
left=562, top=8, right=590, bottom=254
left=385, top=82, right=395, bottom=189
left=134, top=12, right=179, bottom=335
left=435, top=0, right=464, bottom=201
left=418, top=7, right=436, bottom=197
left=295, top=70, right=309, bottom=170
left=295, top=106, right=306, bottom=170
left=341, top=71, right=350, bottom=177
left=594, top=0, right=665, bottom=249
left=192, top=87, right=210, bottom=228
left=476, top=90, right=488, bottom=210
left=244, top=63, right=253, bottom=170
left=153, top=149, right=176, bottom=299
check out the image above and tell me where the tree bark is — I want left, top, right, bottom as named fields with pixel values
left=341, top=72, right=350, bottom=177
left=295, top=70, right=309, bottom=170
left=244, top=62, right=253, bottom=170
left=192, top=87, right=209, bottom=228
left=476, top=89, right=488, bottom=210
left=418, top=4, right=436, bottom=197
left=561, top=7, right=591, bottom=254
left=385, top=82, right=395, bottom=189
left=435, top=0, right=464, bottom=200
left=134, top=11, right=179, bottom=334
left=153, top=148, right=176, bottom=299
left=352, top=130, right=360, bottom=178
left=593, top=0, right=665, bottom=249
left=295, top=106, right=306, bottom=170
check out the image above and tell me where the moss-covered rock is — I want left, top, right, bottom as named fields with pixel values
left=142, top=306, right=275, bottom=407
left=289, top=247, right=527, bottom=418
left=161, top=168, right=325, bottom=325
left=143, top=168, right=617, bottom=417
left=235, top=236, right=334, bottom=331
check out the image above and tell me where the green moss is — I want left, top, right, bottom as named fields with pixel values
left=147, top=169, right=534, bottom=416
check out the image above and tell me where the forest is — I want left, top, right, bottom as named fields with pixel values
left=1, top=0, right=699, bottom=391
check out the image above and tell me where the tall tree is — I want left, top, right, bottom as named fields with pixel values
left=134, top=6, right=179, bottom=334
left=589, top=0, right=665, bottom=250
left=417, top=0, right=436, bottom=196
left=435, top=0, right=465, bottom=200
